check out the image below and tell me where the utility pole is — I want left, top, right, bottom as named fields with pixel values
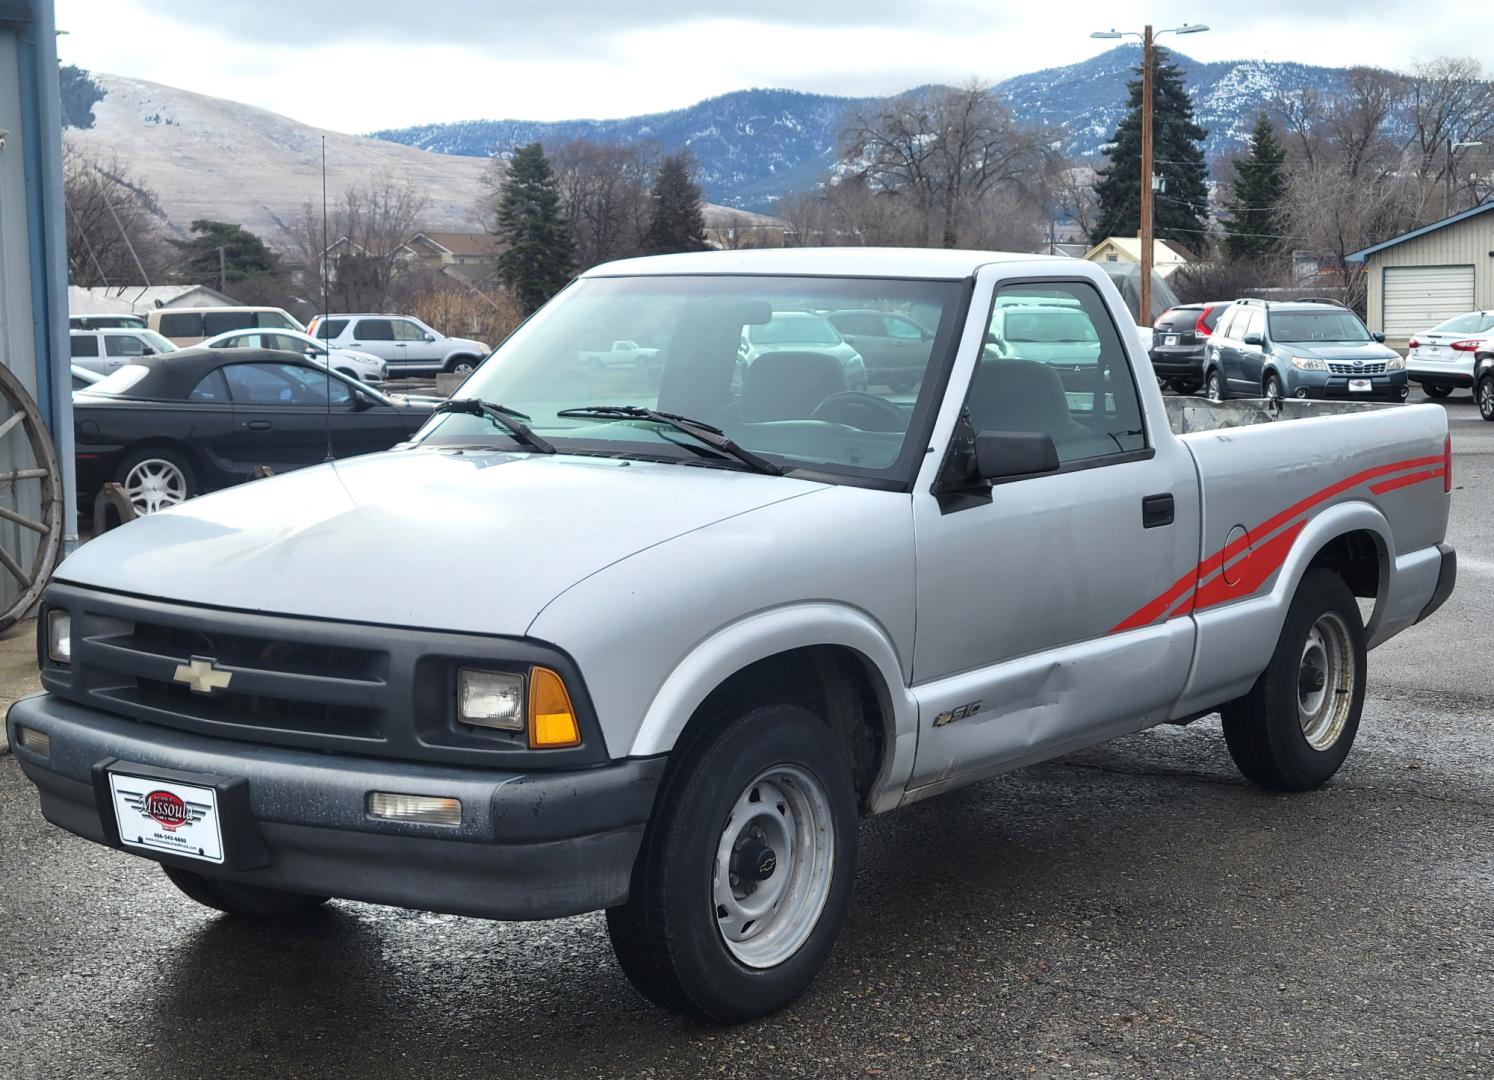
left=1139, top=24, right=1154, bottom=326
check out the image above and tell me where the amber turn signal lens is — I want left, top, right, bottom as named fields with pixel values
left=528, top=666, right=581, bottom=748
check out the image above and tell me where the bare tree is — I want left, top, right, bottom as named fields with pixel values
left=549, top=138, right=656, bottom=267
left=1403, top=57, right=1494, bottom=211
left=295, top=173, right=429, bottom=311
left=63, top=143, right=171, bottom=287
left=842, top=82, right=1052, bottom=248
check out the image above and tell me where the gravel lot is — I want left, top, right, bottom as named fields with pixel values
left=2, top=390, right=1491, bottom=1079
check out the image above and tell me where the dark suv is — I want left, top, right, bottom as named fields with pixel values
left=1149, top=302, right=1227, bottom=394
left=1203, top=298, right=1408, bottom=403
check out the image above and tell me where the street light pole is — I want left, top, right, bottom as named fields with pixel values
left=1446, top=137, right=1484, bottom=218
left=1139, top=24, right=1155, bottom=327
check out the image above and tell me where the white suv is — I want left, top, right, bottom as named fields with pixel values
left=69, top=328, right=177, bottom=375
left=307, top=314, right=489, bottom=378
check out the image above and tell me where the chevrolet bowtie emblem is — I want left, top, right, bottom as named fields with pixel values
left=173, top=656, right=233, bottom=695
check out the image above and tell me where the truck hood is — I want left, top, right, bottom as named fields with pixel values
left=56, top=449, right=825, bottom=636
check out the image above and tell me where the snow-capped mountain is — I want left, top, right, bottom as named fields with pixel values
left=371, top=46, right=1354, bottom=211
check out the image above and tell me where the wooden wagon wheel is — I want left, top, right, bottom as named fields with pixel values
left=0, top=362, right=64, bottom=632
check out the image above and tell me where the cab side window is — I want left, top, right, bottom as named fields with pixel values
left=354, top=319, right=394, bottom=341
left=70, top=335, right=99, bottom=358
left=966, top=281, right=1146, bottom=465
left=391, top=319, right=427, bottom=342
left=224, top=363, right=352, bottom=406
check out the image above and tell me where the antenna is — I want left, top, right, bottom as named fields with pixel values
left=321, top=135, right=334, bottom=463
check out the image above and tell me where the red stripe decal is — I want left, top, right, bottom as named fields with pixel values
left=1190, top=520, right=1306, bottom=613
left=1368, top=467, right=1444, bottom=496
left=1109, top=453, right=1445, bottom=634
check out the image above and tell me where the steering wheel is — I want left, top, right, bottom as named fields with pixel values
left=810, top=391, right=908, bottom=432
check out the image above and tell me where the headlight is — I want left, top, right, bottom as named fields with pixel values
left=1385, top=355, right=1405, bottom=371
left=46, top=610, right=71, bottom=664
left=457, top=669, right=524, bottom=730
left=1290, top=355, right=1328, bottom=371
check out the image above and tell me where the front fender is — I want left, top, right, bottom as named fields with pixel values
left=628, top=602, right=918, bottom=814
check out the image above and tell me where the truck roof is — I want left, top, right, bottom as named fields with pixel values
left=583, top=247, right=1073, bottom=281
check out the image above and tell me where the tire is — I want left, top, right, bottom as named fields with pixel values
left=161, top=865, right=329, bottom=917
left=445, top=355, right=480, bottom=375
left=1156, top=376, right=1172, bottom=392
left=1206, top=368, right=1227, bottom=402
left=1172, top=379, right=1201, bottom=396
left=1221, top=569, right=1366, bottom=791
left=1264, top=372, right=1284, bottom=401
left=1423, top=384, right=1452, bottom=399
left=1478, top=375, right=1494, bottom=421
left=606, top=703, right=858, bottom=1023
left=114, top=445, right=196, bottom=515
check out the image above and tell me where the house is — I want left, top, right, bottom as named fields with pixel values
left=1082, top=237, right=1191, bottom=280
left=1346, top=201, right=1494, bottom=348
left=68, top=284, right=241, bottom=317
left=403, top=231, right=501, bottom=270
left=703, top=206, right=791, bottom=250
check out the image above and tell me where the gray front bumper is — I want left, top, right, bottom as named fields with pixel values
left=6, top=693, right=665, bottom=920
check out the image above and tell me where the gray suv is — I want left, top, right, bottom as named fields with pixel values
left=1204, top=299, right=1408, bottom=403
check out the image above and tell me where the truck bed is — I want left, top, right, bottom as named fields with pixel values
left=1162, top=395, right=1403, bottom=435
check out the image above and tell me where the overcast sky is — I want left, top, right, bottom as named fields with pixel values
left=57, top=0, right=1492, bottom=133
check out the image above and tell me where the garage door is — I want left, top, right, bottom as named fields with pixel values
left=1382, top=265, right=1475, bottom=337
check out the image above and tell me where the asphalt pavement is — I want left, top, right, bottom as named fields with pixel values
left=2, top=391, right=1491, bottom=1079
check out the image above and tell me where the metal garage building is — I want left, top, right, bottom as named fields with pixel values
left=1348, top=201, right=1494, bottom=349
left=1, top=0, right=74, bottom=609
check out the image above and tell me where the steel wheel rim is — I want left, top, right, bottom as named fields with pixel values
left=123, top=458, right=188, bottom=514
left=1298, top=612, right=1354, bottom=750
left=713, top=763, right=835, bottom=969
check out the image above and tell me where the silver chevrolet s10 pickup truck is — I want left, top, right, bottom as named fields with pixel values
left=8, top=249, right=1456, bottom=1022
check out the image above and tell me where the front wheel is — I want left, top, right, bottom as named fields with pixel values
left=1264, top=372, right=1284, bottom=401
left=1423, top=384, right=1452, bottom=399
left=606, top=704, right=857, bottom=1023
left=445, top=356, right=479, bottom=375
left=1478, top=375, right=1494, bottom=421
left=1221, top=569, right=1366, bottom=791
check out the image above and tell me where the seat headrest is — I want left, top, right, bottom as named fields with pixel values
left=739, top=350, right=849, bottom=422
left=968, top=358, right=1075, bottom=434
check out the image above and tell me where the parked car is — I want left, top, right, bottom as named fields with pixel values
left=306, top=314, right=489, bottom=377
left=983, top=295, right=1102, bottom=388
left=201, top=327, right=387, bottom=384
left=69, top=313, right=146, bottom=331
left=738, top=310, right=868, bottom=391
left=70, top=364, right=104, bottom=391
left=9, top=249, right=1456, bottom=1026
left=825, top=309, right=934, bottom=392
left=576, top=339, right=661, bottom=371
left=1474, top=348, right=1494, bottom=420
left=147, top=306, right=304, bottom=347
left=1204, top=298, right=1407, bottom=403
left=1406, top=310, right=1494, bottom=399
left=69, top=328, right=178, bottom=375
left=1149, top=302, right=1228, bottom=395
left=69, top=347, right=435, bottom=515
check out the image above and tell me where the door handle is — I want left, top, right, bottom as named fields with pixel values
left=244, top=420, right=272, bottom=431
left=1142, top=493, right=1174, bottom=528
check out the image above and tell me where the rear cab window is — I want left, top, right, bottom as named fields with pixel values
left=70, top=334, right=99, bottom=358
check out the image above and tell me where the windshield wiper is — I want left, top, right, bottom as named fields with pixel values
left=433, top=398, right=555, bottom=453
left=556, top=405, right=783, bottom=476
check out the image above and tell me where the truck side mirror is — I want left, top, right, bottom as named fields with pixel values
left=974, top=431, right=1060, bottom=481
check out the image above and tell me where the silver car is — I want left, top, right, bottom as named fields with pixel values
left=739, top=310, right=868, bottom=392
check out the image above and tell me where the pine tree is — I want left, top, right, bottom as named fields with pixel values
left=170, top=220, right=278, bottom=287
left=643, top=152, right=709, bottom=255
left=1090, top=46, right=1211, bottom=254
left=495, top=143, right=576, bottom=313
left=1221, top=114, right=1288, bottom=262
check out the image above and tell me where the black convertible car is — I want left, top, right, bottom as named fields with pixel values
left=74, top=347, right=437, bottom=514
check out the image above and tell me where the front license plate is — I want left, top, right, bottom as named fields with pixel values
left=108, top=772, right=225, bottom=864
left=1349, top=378, right=1373, bottom=392
left=1163, top=334, right=1179, bottom=346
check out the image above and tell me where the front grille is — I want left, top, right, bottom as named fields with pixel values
left=39, top=584, right=606, bottom=768
left=1328, top=362, right=1387, bottom=375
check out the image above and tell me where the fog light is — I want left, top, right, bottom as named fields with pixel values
left=458, top=668, right=524, bottom=730
left=367, top=792, right=461, bottom=826
left=529, top=666, right=581, bottom=748
left=1295, top=388, right=1309, bottom=399
left=46, top=610, right=71, bottom=664
left=15, top=724, right=50, bottom=756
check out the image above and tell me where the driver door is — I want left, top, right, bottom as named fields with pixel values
left=907, top=273, right=1200, bottom=795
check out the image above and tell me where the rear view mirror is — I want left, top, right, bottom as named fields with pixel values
left=974, top=431, right=1060, bottom=481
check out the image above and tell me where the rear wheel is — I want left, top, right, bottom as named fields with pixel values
left=606, top=703, right=857, bottom=1023
left=1477, top=376, right=1494, bottom=421
left=116, top=446, right=195, bottom=515
left=1206, top=368, right=1226, bottom=402
left=1423, top=384, right=1452, bottom=399
left=1221, top=569, right=1366, bottom=791
left=161, top=865, right=329, bottom=917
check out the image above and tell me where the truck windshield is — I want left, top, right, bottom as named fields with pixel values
left=416, top=274, right=965, bottom=485
left=1269, top=311, right=1372, bottom=343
